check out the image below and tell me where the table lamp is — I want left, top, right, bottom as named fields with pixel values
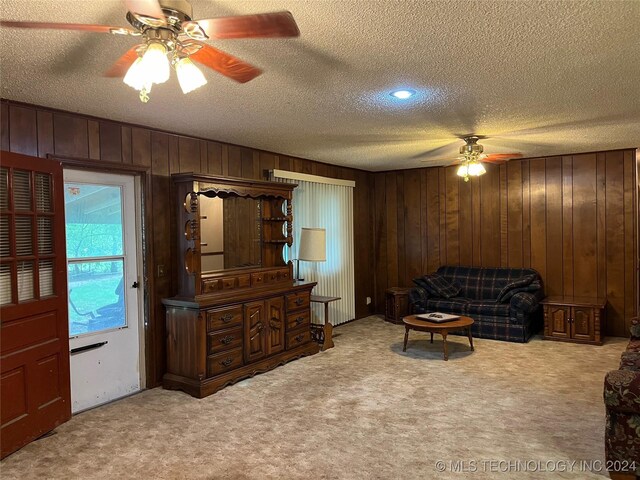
left=295, top=227, right=326, bottom=281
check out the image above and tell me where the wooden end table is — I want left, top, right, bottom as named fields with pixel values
left=540, top=296, right=606, bottom=345
left=385, top=287, right=412, bottom=324
left=310, top=295, right=341, bottom=350
left=402, top=315, right=474, bottom=361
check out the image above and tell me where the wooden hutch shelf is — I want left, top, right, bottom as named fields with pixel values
left=162, top=173, right=319, bottom=398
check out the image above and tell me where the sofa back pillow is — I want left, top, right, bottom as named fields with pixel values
left=415, top=274, right=461, bottom=299
left=496, top=274, right=538, bottom=302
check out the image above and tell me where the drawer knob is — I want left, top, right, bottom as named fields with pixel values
left=295, top=298, right=304, bottom=306
left=220, top=335, right=235, bottom=345
left=221, top=313, right=233, bottom=323
left=220, top=357, right=233, bottom=367
left=295, top=316, right=304, bottom=325
left=295, top=334, right=304, bottom=342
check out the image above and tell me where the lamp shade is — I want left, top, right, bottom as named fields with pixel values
left=298, top=228, right=326, bottom=262
left=176, top=57, right=207, bottom=94
left=140, top=42, right=170, bottom=84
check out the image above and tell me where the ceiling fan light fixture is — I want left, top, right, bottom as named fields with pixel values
left=468, top=160, right=486, bottom=176
left=176, top=57, right=207, bottom=94
left=140, top=41, right=170, bottom=84
left=456, top=164, right=468, bottom=178
left=123, top=57, right=147, bottom=89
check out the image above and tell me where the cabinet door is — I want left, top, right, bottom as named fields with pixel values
left=385, top=293, right=395, bottom=321
left=244, top=301, right=266, bottom=363
left=571, top=307, right=594, bottom=342
left=266, top=297, right=285, bottom=356
left=547, top=306, right=571, bottom=338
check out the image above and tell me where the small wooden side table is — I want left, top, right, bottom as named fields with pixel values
left=385, top=287, right=412, bottom=324
left=310, top=295, right=341, bottom=350
left=541, top=296, right=606, bottom=345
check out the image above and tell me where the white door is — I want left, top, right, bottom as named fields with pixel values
left=63, top=170, right=144, bottom=413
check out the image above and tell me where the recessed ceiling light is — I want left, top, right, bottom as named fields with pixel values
left=390, top=89, right=416, bottom=99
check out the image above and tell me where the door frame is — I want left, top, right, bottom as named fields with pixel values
left=49, top=155, right=156, bottom=388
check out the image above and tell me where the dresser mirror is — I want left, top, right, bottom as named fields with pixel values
left=199, top=195, right=263, bottom=272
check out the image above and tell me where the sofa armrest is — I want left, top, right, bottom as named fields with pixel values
left=630, top=317, right=640, bottom=337
left=509, top=290, right=543, bottom=315
left=409, top=287, right=429, bottom=314
left=604, top=370, right=640, bottom=414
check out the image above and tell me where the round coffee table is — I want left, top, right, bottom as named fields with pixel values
left=402, top=315, right=474, bottom=361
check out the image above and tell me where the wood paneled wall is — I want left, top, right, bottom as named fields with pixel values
left=373, top=151, right=638, bottom=337
left=0, top=100, right=376, bottom=386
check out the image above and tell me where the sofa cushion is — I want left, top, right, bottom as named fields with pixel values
left=425, top=297, right=469, bottom=315
left=467, top=301, right=510, bottom=317
left=496, top=274, right=538, bottom=302
left=436, top=265, right=540, bottom=300
left=417, top=274, right=461, bottom=298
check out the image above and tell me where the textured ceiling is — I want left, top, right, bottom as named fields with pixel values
left=1, top=0, right=639, bottom=170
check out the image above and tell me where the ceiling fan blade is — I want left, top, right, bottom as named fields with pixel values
left=124, top=0, right=164, bottom=20
left=104, top=46, right=141, bottom=77
left=0, top=20, right=135, bottom=35
left=190, top=44, right=262, bottom=83
left=190, top=11, right=299, bottom=40
left=483, top=153, right=523, bottom=164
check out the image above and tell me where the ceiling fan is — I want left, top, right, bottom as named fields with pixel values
left=0, top=0, right=300, bottom=102
left=425, top=135, right=522, bottom=182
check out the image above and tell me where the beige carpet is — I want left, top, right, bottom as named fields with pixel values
left=1, top=315, right=625, bottom=479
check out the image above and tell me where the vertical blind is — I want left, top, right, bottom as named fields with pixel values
left=271, top=170, right=355, bottom=326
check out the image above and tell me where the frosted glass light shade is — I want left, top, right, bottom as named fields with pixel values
left=468, top=161, right=486, bottom=176
left=123, top=58, right=151, bottom=91
left=299, top=228, right=326, bottom=262
left=456, top=164, right=468, bottom=177
left=176, top=58, right=207, bottom=94
left=140, top=42, right=170, bottom=84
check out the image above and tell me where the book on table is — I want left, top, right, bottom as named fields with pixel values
left=416, top=312, right=460, bottom=323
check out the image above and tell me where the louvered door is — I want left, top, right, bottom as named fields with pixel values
left=0, top=151, right=71, bottom=459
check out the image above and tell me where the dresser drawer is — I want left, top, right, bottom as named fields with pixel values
left=286, top=310, right=310, bottom=330
left=207, top=347, right=243, bottom=377
left=207, top=305, right=243, bottom=331
left=220, top=274, right=251, bottom=290
left=278, top=268, right=291, bottom=282
left=201, top=278, right=220, bottom=294
left=286, top=329, right=311, bottom=349
left=207, top=327, right=243, bottom=354
left=286, top=291, right=310, bottom=312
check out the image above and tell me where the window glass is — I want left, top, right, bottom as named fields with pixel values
left=65, top=184, right=123, bottom=258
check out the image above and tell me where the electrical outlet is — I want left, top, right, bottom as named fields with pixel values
left=366, top=296, right=372, bottom=305
left=157, top=264, right=166, bottom=277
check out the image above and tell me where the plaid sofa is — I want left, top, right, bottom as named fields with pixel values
left=409, top=266, right=544, bottom=342
left=603, top=318, right=640, bottom=478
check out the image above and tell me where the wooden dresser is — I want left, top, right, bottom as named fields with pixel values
left=162, top=174, right=319, bottom=398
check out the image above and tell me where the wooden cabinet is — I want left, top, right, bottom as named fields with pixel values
left=385, top=287, right=412, bottom=324
left=163, top=283, right=318, bottom=398
left=162, top=174, right=319, bottom=398
left=541, top=297, right=606, bottom=345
